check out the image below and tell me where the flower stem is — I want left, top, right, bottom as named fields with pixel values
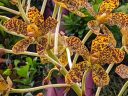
left=10, top=84, right=70, bottom=93
left=17, top=0, right=29, bottom=23
left=52, top=4, right=59, bottom=18
left=66, top=48, right=72, bottom=69
left=0, top=6, right=20, bottom=15
left=118, top=80, right=128, bottom=96
left=22, top=0, right=26, bottom=7
left=26, top=0, right=31, bottom=16
left=40, top=0, right=47, bottom=15
left=54, top=7, right=62, bottom=55
left=73, top=30, right=92, bottom=64
left=0, top=15, right=10, bottom=20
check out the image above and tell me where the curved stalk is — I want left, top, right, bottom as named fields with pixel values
left=118, top=81, right=128, bottom=96
left=40, top=0, right=47, bottom=15
left=0, top=6, right=20, bottom=15
left=73, top=30, right=92, bottom=64
left=17, top=0, right=29, bottom=23
left=0, top=15, right=10, bottom=20
left=10, top=84, right=70, bottom=93
left=54, top=7, right=62, bottom=55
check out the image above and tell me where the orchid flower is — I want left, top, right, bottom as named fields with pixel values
left=3, top=7, right=57, bottom=63
left=87, top=0, right=119, bottom=35
left=65, top=34, right=125, bottom=87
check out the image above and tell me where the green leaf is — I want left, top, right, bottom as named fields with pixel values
left=3, top=69, right=12, bottom=76
left=14, top=59, right=20, bottom=67
left=15, top=64, right=29, bottom=78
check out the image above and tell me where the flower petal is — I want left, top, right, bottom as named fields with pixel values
left=4, top=18, right=28, bottom=36
left=115, top=64, right=128, bottom=79
left=12, top=38, right=33, bottom=54
left=53, top=0, right=87, bottom=17
left=66, top=36, right=89, bottom=60
left=87, top=20, right=100, bottom=35
left=65, top=61, right=91, bottom=84
left=92, top=64, right=110, bottom=87
left=44, top=16, right=58, bottom=33
left=100, top=24, right=116, bottom=47
left=99, top=0, right=119, bottom=15
left=0, top=75, right=8, bottom=92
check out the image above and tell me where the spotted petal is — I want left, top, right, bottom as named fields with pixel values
left=44, top=16, right=58, bottom=34
left=66, top=36, right=89, bottom=60
left=12, top=38, right=34, bottom=54
left=91, top=35, right=110, bottom=54
left=0, top=75, right=8, bottom=92
left=65, top=61, right=91, bottom=84
left=87, top=20, right=100, bottom=35
left=99, top=0, right=119, bottom=15
left=108, top=13, right=128, bottom=28
left=4, top=18, right=28, bottom=36
left=116, top=64, right=128, bottom=79
left=92, top=64, right=109, bottom=87
left=53, top=0, right=87, bottom=17
left=100, top=24, right=116, bottom=47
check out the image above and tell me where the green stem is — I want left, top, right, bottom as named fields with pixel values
left=95, top=47, right=124, bottom=96
left=52, top=4, right=59, bottom=18
left=118, top=81, right=128, bottom=96
left=10, top=84, right=70, bottom=93
left=82, top=70, right=89, bottom=96
left=73, top=30, right=92, bottom=64
left=0, top=6, right=20, bottom=15
left=17, top=0, right=29, bottom=23
left=54, top=7, right=63, bottom=55
left=0, top=15, right=10, bottom=20
left=71, top=84, right=82, bottom=96
left=22, top=0, right=26, bottom=7
left=40, top=0, right=47, bottom=15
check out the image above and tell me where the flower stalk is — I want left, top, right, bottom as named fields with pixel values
left=10, top=84, right=70, bottom=93
left=0, top=6, right=20, bottom=15
left=54, top=7, right=63, bottom=55
left=40, top=0, right=48, bottom=15
left=118, top=81, right=128, bottom=96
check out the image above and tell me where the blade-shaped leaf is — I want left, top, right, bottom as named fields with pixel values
left=4, top=18, right=28, bottom=36
left=92, top=64, right=109, bottom=87
left=65, top=61, right=91, bottom=84
left=12, top=38, right=33, bottom=54
left=115, top=64, right=128, bottom=79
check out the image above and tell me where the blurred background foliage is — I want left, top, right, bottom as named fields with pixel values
left=0, top=0, right=128, bottom=96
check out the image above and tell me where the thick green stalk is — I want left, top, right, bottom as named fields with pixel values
left=54, top=7, right=62, bottom=55
left=71, top=84, right=82, bottom=96
left=0, top=6, right=20, bottom=15
left=18, top=0, right=29, bottom=23
left=118, top=81, right=128, bottom=96
left=73, top=30, right=92, bottom=64
left=40, top=0, right=47, bottom=15
left=10, top=84, right=70, bottom=93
